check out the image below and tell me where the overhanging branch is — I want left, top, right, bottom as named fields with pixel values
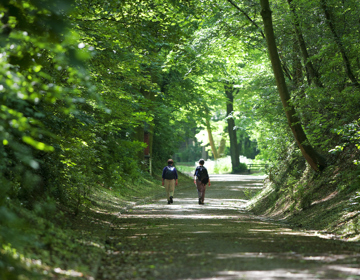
left=226, top=0, right=265, bottom=39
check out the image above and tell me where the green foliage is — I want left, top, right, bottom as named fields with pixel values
left=329, top=119, right=360, bottom=160
left=238, top=162, right=248, bottom=172
left=2, top=0, right=360, bottom=276
left=0, top=0, right=205, bottom=277
left=213, top=163, right=231, bottom=174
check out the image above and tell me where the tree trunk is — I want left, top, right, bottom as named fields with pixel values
left=217, top=133, right=226, bottom=157
left=225, top=84, right=240, bottom=173
left=205, top=108, right=219, bottom=160
left=319, top=0, right=359, bottom=87
left=260, top=0, right=326, bottom=171
left=287, top=0, right=323, bottom=88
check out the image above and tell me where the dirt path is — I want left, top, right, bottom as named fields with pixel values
left=96, top=175, right=360, bottom=280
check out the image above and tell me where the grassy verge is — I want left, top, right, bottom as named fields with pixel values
left=248, top=146, right=360, bottom=241
left=175, top=165, right=195, bottom=174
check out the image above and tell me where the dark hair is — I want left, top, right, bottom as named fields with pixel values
left=199, top=159, right=205, bottom=165
left=167, top=159, right=173, bottom=164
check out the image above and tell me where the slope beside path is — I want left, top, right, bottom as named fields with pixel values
left=96, top=174, right=360, bottom=280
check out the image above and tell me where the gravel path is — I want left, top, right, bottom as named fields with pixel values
left=96, top=174, right=360, bottom=280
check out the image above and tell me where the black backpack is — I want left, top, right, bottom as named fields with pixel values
left=164, top=166, right=176, bottom=179
left=196, top=166, right=209, bottom=184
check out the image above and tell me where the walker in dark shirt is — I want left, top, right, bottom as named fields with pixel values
left=161, top=159, right=178, bottom=204
left=193, top=159, right=211, bottom=205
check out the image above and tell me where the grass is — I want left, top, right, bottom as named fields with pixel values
left=248, top=147, right=360, bottom=241
left=176, top=165, right=195, bottom=173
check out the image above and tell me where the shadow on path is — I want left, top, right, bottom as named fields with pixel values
left=96, top=175, right=360, bottom=280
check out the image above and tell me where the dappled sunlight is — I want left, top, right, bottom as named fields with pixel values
left=248, top=227, right=354, bottom=242
left=201, top=269, right=315, bottom=280
left=214, top=251, right=360, bottom=263
left=228, top=186, right=263, bottom=192
left=120, top=213, right=247, bottom=220
left=249, top=227, right=292, bottom=233
left=326, top=265, right=360, bottom=275
left=249, top=229, right=280, bottom=232
left=84, top=216, right=113, bottom=225
left=220, top=183, right=264, bottom=187
left=97, top=175, right=360, bottom=280
left=53, top=267, right=87, bottom=278
left=1, top=245, right=95, bottom=280
left=128, top=198, right=249, bottom=215
left=75, top=239, right=104, bottom=249
left=217, top=183, right=264, bottom=188
left=145, top=262, right=353, bottom=279
left=304, top=255, right=359, bottom=262
left=209, top=174, right=266, bottom=182
left=215, top=252, right=269, bottom=259
left=312, top=191, right=339, bottom=206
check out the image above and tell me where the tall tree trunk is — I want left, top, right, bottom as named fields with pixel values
left=225, top=84, right=240, bottom=173
left=319, top=0, right=359, bottom=87
left=287, top=0, right=323, bottom=87
left=260, top=0, right=326, bottom=171
left=205, top=108, right=219, bottom=160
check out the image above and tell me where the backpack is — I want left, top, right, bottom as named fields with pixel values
left=164, top=166, right=176, bottom=179
left=196, top=166, right=209, bottom=184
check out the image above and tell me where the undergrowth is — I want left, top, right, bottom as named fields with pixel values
left=248, top=144, right=360, bottom=240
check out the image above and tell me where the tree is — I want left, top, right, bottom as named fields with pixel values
left=260, top=0, right=326, bottom=171
left=319, top=0, right=359, bottom=87
left=225, top=83, right=241, bottom=172
left=287, top=0, right=323, bottom=87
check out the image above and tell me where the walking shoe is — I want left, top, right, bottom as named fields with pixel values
left=170, top=196, right=173, bottom=204
left=199, top=198, right=202, bottom=205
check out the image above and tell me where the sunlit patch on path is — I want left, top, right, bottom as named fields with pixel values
left=96, top=175, right=360, bottom=280
left=209, top=174, right=266, bottom=182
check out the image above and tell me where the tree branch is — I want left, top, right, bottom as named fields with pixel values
left=226, top=0, right=265, bottom=39
left=75, top=17, right=127, bottom=24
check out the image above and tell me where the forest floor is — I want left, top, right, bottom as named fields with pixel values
left=82, top=174, right=360, bottom=280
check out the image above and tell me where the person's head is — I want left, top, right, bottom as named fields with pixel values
left=167, top=159, right=174, bottom=165
left=198, top=159, right=205, bottom=165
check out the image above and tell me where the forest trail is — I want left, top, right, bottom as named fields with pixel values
left=96, top=175, right=360, bottom=280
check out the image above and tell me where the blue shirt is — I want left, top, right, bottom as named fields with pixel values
left=162, top=165, right=178, bottom=179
